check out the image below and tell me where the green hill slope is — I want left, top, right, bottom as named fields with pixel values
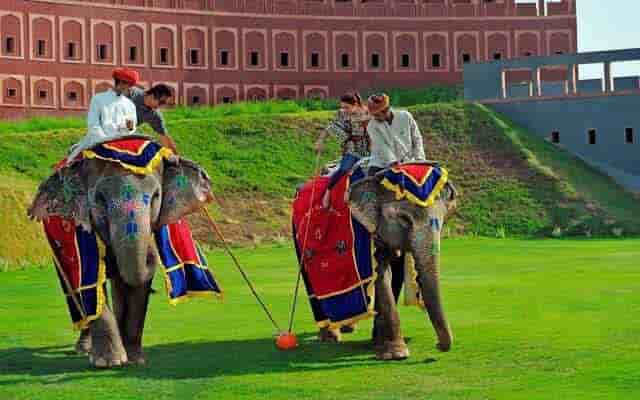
left=1, top=103, right=638, bottom=265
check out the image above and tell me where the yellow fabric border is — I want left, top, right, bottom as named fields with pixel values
left=82, top=147, right=173, bottom=176
left=315, top=277, right=375, bottom=300
left=162, top=262, right=224, bottom=306
left=168, top=290, right=224, bottom=306
left=381, top=167, right=449, bottom=208
left=70, top=239, right=107, bottom=331
left=102, top=140, right=151, bottom=156
left=311, top=181, right=378, bottom=329
left=403, top=254, right=425, bottom=309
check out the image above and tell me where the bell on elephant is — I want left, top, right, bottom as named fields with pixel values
left=28, top=136, right=220, bottom=369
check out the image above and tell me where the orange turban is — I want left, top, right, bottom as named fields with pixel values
left=112, top=68, right=139, bottom=85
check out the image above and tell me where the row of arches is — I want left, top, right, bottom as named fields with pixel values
left=1, top=13, right=573, bottom=71
left=0, top=75, right=329, bottom=109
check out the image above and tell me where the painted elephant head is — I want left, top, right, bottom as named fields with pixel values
left=347, top=171, right=458, bottom=357
left=28, top=154, right=212, bottom=285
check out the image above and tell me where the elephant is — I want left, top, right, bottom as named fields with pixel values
left=28, top=145, right=213, bottom=368
left=344, top=165, right=458, bottom=361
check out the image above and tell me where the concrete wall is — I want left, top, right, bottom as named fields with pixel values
left=489, top=94, right=640, bottom=191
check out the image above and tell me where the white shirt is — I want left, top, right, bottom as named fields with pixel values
left=68, top=89, right=138, bottom=160
left=367, top=109, right=426, bottom=168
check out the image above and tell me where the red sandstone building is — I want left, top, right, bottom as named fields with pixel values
left=0, top=0, right=576, bottom=118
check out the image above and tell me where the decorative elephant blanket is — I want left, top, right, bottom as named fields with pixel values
left=380, top=164, right=448, bottom=208
left=292, top=169, right=376, bottom=329
left=44, top=137, right=222, bottom=330
left=81, top=137, right=174, bottom=175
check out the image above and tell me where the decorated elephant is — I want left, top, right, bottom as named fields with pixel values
left=348, top=164, right=457, bottom=360
left=28, top=136, right=217, bottom=368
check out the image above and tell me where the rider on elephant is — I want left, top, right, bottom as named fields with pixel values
left=127, top=83, right=178, bottom=155
left=39, top=68, right=215, bottom=363
left=314, top=91, right=370, bottom=210
left=366, top=93, right=426, bottom=176
left=366, top=93, right=427, bottom=302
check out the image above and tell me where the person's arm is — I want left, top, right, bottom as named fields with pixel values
left=314, top=129, right=329, bottom=154
left=86, top=95, right=106, bottom=138
left=408, top=113, right=426, bottom=161
left=148, top=110, right=178, bottom=154
left=320, top=110, right=350, bottom=153
left=367, top=121, right=385, bottom=168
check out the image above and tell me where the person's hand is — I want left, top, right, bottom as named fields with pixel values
left=159, top=135, right=178, bottom=155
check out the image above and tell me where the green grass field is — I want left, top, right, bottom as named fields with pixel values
left=1, top=238, right=638, bottom=399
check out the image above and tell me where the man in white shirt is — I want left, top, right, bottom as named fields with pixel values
left=366, top=93, right=426, bottom=175
left=67, top=68, right=140, bottom=161
left=366, top=93, right=427, bottom=307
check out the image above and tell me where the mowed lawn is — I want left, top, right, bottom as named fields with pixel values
left=0, top=238, right=639, bottom=400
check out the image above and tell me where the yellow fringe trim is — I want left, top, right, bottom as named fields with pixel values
left=70, top=239, right=107, bottom=331
left=403, top=254, right=425, bottom=309
left=82, top=147, right=174, bottom=176
left=168, top=290, right=224, bottom=306
left=315, top=277, right=375, bottom=300
left=162, top=261, right=224, bottom=306
left=380, top=167, right=449, bottom=208
left=313, top=193, right=378, bottom=329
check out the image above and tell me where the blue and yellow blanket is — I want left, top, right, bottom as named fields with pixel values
left=381, top=164, right=448, bottom=207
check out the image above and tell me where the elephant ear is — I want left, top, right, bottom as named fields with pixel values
left=28, top=162, right=89, bottom=225
left=157, top=156, right=213, bottom=226
left=347, top=177, right=379, bottom=233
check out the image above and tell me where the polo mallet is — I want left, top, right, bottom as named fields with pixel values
left=201, top=208, right=284, bottom=337
left=283, top=148, right=324, bottom=350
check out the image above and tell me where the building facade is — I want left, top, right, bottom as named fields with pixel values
left=464, top=48, right=640, bottom=192
left=0, top=0, right=576, bottom=118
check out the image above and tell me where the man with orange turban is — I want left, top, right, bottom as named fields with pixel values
left=67, top=68, right=140, bottom=161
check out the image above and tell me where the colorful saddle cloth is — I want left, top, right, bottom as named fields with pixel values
left=44, top=216, right=107, bottom=330
left=155, top=219, right=223, bottom=305
left=380, top=164, right=448, bottom=207
left=292, top=169, right=376, bottom=329
left=82, top=137, right=173, bottom=176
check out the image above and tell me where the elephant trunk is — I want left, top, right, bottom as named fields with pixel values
left=94, top=174, right=160, bottom=287
left=418, top=261, right=453, bottom=352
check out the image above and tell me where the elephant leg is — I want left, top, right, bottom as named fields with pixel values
left=390, top=252, right=406, bottom=304
left=89, top=306, right=128, bottom=368
left=411, top=226, right=453, bottom=353
left=75, top=328, right=92, bottom=355
left=318, top=327, right=342, bottom=343
left=373, top=248, right=409, bottom=361
left=111, top=273, right=128, bottom=340
left=121, top=279, right=152, bottom=366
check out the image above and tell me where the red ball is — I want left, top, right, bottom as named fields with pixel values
left=276, top=332, right=298, bottom=350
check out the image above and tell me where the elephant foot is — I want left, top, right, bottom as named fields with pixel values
left=435, top=327, right=453, bottom=352
left=88, top=307, right=127, bottom=368
left=340, top=323, right=357, bottom=334
left=75, top=329, right=92, bottom=355
left=318, top=327, right=342, bottom=343
left=375, top=339, right=410, bottom=361
left=125, top=347, right=147, bottom=366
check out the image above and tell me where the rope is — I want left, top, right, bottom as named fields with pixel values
left=202, top=207, right=283, bottom=333
left=287, top=150, right=323, bottom=333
